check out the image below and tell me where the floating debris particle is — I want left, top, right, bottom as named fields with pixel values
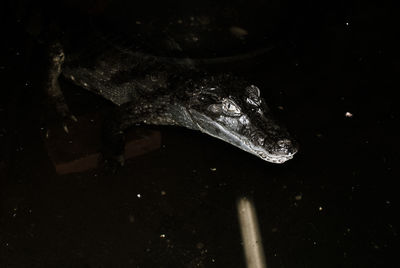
left=129, top=215, right=135, bottom=223
left=371, top=241, right=380, bottom=250
left=295, top=194, right=303, bottom=201
left=136, top=21, right=141, bottom=25
left=161, top=190, right=166, bottom=196
left=196, top=242, right=204, bottom=249
left=137, top=193, right=142, bottom=198
left=198, top=16, right=210, bottom=25
left=229, top=26, right=248, bottom=39
left=210, top=167, right=217, bottom=171
left=63, top=125, right=69, bottom=134
left=318, top=206, right=323, bottom=211
left=345, top=112, right=353, bottom=118
left=160, top=234, right=166, bottom=238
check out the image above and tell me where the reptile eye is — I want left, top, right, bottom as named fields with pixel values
left=222, top=98, right=241, bottom=116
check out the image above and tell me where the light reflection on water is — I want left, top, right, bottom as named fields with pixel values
left=237, top=196, right=267, bottom=268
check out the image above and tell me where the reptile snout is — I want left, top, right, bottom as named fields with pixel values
left=277, top=139, right=292, bottom=148
left=276, top=139, right=297, bottom=155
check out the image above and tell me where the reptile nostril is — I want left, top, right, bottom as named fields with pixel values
left=277, top=139, right=291, bottom=148
left=258, top=137, right=265, bottom=146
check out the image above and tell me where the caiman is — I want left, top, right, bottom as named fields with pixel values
left=43, top=7, right=298, bottom=165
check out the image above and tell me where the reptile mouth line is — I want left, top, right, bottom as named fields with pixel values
left=255, top=150, right=295, bottom=164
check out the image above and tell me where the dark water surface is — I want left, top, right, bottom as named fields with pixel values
left=1, top=1, right=398, bottom=267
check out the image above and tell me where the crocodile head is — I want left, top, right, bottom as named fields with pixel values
left=180, top=77, right=298, bottom=163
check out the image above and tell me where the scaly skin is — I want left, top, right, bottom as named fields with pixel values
left=46, top=31, right=297, bottom=164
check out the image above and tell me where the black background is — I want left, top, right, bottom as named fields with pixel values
left=0, top=0, right=398, bottom=267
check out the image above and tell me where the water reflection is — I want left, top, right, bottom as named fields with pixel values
left=237, top=196, right=267, bottom=268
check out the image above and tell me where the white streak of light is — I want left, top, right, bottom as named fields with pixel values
left=237, top=197, right=267, bottom=268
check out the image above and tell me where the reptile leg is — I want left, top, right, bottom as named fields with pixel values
left=45, top=42, right=77, bottom=135
left=100, top=106, right=126, bottom=173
